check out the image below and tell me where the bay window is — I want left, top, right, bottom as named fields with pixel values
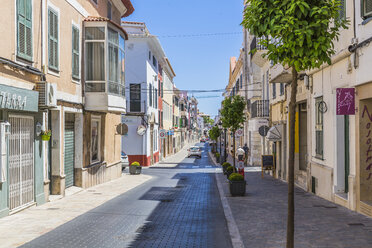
left=85, top=23, right=125, bottom=96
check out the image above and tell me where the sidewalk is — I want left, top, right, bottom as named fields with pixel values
left=150, top=142, right=195, bottom=168
left=211, top=153, right=372, bottom=248
left=0, top=174, right=152, bottom=247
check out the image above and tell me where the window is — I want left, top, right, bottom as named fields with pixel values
left=149, top=51, right=151, bottom=60
left=266, top=70, right=269, bottom=100
left=152, top=55, right=157, bottom=68
left=338, top=0, right=346, bottom=20
left=236, top=80, right=239, bottom=92
left=17, top=0, right=32, bottom=61
left=92, top=0, right=98, bottom=4
left=85, top=27, right=105, bottom=92
left=149, top=84, right=152, bottom=107
left=315, top=97, right=324, bottom=158
left=280, top=83, right=285, bottom=96
left=107, top=1, right=112, bottom=20
left=91, top=116, right=101, bottom=163
left=272, top=83, right=276, bottom=98
left=85, top=25, right=125, bottom=95
left=48, top=7, right=59, bottom=71
left=240, top=74, right=243, bottom=88
left=155, top=88, right=158, bottom=109
left=71, top=26, right=79, bottom=80
left=362, top=0, right=372, bottom=19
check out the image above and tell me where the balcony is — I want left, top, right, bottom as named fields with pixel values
left=250, top=36, right=268, bottom=67
left=251, top=100, right=269, bottom=118
left=126, top=100, right=147, bottom=114
left=84, top=20, right=127, bottom=113
left=270, top=64, right=292, bottom=84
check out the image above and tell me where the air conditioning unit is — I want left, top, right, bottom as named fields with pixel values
left=36, top=82, right=57, bottom=107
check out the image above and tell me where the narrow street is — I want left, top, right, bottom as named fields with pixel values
left=20, top=143, right=232, bottom=248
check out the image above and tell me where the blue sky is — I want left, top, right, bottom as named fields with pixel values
left=124, top=0, right=244, bottom=118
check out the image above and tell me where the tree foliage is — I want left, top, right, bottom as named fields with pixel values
left=242, top=0, right=348, bottom=71
left=203, top=116, right=215, bottom=126
left=209, top=126, right=221, bottom=142
left=220, top=96, right=246, bottom=133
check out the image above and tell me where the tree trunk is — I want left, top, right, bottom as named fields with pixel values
left=287, top=68, right=298, bottom=248
left=233, top=132, right=236, bottom=172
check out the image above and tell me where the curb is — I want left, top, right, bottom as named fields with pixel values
left=209, top=151, right=245, bottom=248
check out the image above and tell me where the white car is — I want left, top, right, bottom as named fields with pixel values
left=187, top=146, right=202, bottom=158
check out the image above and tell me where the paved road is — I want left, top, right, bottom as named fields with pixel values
left=21, top=143, right=232, bottom=248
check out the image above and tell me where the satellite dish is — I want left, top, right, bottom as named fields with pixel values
left=137, top=125, right=147, bottom=136
left=116, top=123, right=128, bottom=135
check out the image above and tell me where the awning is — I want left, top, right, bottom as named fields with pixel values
left=267, top=125, right=282, bottom=141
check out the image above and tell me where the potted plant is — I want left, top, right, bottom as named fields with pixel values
left=129, top=161, right=142, bottom=175
left=226, top=166, right=234, bottom=179
left=215, top=152, right=220, bottom=163
left=41, top=130, right=52, bottom=141
left=222, top=162, right=231, bottom=175
left=228, top=173, right=246, bottom=196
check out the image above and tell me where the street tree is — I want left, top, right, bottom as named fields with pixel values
left=242, top=1, right=348, bottom=247
left=209, top=125, right=221, bottom=153
left=203, top=116, right=215, bottom=126
left=220, top=96, right=246, bottom=169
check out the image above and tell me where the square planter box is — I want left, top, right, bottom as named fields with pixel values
left=229, top=180, right=246, bottom=196
left=129, top=166, right=142, bottom=175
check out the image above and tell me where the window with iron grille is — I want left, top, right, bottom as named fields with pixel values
left=17, top=0, right=32, bottom=61
left=130, top=84, right=141, bottom=112
left=362, top=0, right=372, bottom=19
left=338, top=0, right=346, bottom=20
left=48, top=7, right=59, bottom=71
left=71, top=25, right=79, bottom=80
left=315, top=97, right=324, bottom=158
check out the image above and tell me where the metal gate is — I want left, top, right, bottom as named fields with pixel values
left=8, top=115, right=34, bottom=211
left=64, top=120, right=75, bottom=188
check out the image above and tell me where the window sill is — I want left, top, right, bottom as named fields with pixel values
left=16, top=55, right=34, bottom=65
left=48, top=68, right=60, bottom=77
left=72, top=77, right=80, bottom=84
left=362, top=16, right=372, bottom=25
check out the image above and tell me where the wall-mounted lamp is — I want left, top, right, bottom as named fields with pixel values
left=36, top=122, right=42, bottom=136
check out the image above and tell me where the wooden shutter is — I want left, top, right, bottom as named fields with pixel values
left=72, top=26, right=79, bottom=79
left=17, top=0, right=32, bottom=61
left=48, top=8, right=58, bottom=70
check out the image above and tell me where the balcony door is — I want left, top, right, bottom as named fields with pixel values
left=130, top=84, right=141, bottom=112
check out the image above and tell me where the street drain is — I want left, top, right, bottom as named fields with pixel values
left=348, top=223, right=365, bottom=226
left=324, top=206, right=337, bottom=209
left=47, top=208, right=59, bottom=210
left=93, top=193, right=102, bottom=195
left=161, top=199, right=173, bottom=203
left=175, top=185, right=185, bottom=188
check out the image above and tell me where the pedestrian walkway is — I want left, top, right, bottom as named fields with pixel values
left=0, top=174, right=152, bottom=248
left=215, top=165, right=372, bottom=247
left=150, top=142, right=195, bottom=168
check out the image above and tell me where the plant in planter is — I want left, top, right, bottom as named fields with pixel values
left=222, top=162, right=231, bottom=175
left=129, top=161, right=142, bottom=175
left=226, top=166, right=234, bottom=179
left=228, top=173, right=246, bottom=196
left=215, top=152, right=220, bottom=163
left=40, top=130, right=52, bottom=141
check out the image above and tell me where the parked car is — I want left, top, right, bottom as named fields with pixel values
left=121, top=152, right=129, bottom=170
left=200, top=138, right=206, bottom=142
left=187, top=146, right=202, bottom=158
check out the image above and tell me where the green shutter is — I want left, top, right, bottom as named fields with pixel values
left=17, top=0, right=32, bottom=61
left=72, top=26, right=79, bottom=79
left=363, top=0, right=372, bottom=19
left=48, top=8, right=58, bottom=71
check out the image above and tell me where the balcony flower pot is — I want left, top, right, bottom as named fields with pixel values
left=228, top=173, right=246, bottom=196
left=129, top=161, right=142, bottom=175
left=40, top=130, right=51, bottom=141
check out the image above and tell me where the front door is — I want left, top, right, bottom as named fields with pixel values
left=8, top=115, right=34, bottom=211
left=64, top=115, right=75, bottom=188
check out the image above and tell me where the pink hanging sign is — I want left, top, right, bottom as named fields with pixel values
left=336, top=88, right=355, bottom=115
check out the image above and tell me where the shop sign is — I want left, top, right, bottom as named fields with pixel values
left=0, top=84, right=38, bottom=112
left=336, top=88, right=355, bottom=115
